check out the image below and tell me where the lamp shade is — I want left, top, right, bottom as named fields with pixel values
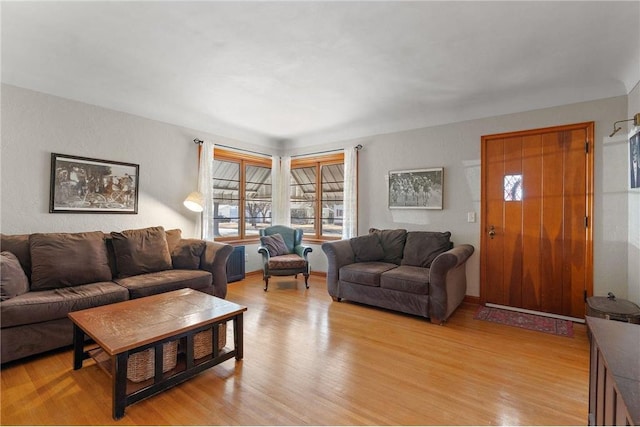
left=183, top=191, right=204, bottom=212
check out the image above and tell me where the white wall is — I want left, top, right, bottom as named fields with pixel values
left=628, top=82, right=640, bottom=304
left=332, top=96, right=629, bottom=300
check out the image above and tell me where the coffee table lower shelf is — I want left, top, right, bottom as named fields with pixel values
left=88, top=345, right=236, bottom=396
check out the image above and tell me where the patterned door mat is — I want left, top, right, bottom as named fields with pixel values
left=474, top=306, right=574, bottom=337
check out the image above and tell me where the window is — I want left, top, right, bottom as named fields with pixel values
left=504, top=174, right=523, bottom=201
left=290, top=153, right=344, bottom=240
left=213, top=149, right=271, bottom=240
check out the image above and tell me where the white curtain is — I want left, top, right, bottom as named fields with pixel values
left=197, top=140, right=215, bottom=240
left=271, top=155, right=291, bottom=226
left=342, top=147, right=358, bottom=239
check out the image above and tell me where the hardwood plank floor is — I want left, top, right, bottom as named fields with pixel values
left=1, top=274, right=590, bottom=425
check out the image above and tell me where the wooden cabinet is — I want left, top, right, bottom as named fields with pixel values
left=587, top=316, right=640, bottom=425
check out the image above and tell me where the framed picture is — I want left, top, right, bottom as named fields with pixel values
left=631, top=130, right=640, bottom=189
left=388, top=167, right=443, bottom=209
left=50, top=153, right=139, bottom=213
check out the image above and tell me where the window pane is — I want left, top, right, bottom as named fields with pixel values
left=504, top=174, right=523, bottom=201
left=245, top=165, right=272, bottom=235
left=290, top=167, right=316, bottom=232
left=321, top=163, right=344, bottom=237
left=215, top=201, right=239, bottom=237
left=213, top=160, right=240, bottom=238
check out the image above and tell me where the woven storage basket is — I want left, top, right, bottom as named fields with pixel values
left=127, top=340, right=178, bottom=383
left=194, top=323, right=227, bottom=359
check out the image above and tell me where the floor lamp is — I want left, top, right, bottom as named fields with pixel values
left=183, top=191, right=204, bottom=239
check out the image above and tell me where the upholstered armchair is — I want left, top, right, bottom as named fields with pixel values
left=258, top=225, right=312, bottom=291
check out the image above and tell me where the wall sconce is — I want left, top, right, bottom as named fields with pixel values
left=609, top=113, right=640, bottom=137
left=183, top=191, right=204, bottom=212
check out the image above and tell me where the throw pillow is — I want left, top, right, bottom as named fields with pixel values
left=401, top=231, right=452, bottom=268
left=1, top=251, right=30, bottom=301
left=30, top=231, right=112, bottom=290
left=260, top=233, right=289, bottom=257
left=171, top=239, right=206, bottom=269
left=369, top=228, right=408, bottom=265
left=0, top=233, right=32, bottom=280
left=350, top=234, right=385, bottom=262
left=111, top=226, right=173, bottom=278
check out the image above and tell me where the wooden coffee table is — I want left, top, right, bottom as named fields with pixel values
left=69, top=288, right=247, bottom=419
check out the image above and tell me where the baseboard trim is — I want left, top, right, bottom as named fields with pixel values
left=245, top=270, right=262, bottom=277
left=464, top=295, right=480, bottom=305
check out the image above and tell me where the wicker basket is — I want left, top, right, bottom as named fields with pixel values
left=127, top=340, right=178, bottom=383
left=194, top=323, right=227, bottom=359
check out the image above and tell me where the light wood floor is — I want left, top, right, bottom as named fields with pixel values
left=1, top=274, right=590, bottom=426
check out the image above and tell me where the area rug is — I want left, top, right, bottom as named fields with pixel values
left=474, top=306, right=574, bottom=337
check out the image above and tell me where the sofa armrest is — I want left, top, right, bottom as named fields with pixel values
left=294, top=244, right=312, bottom=259
left=428, top=244, right=475, bottom=323
left=321, top=239, right=356, bottom=297
left=200, top=241, right=234, bottom=299
left=257, top=246, right=270, bottom=259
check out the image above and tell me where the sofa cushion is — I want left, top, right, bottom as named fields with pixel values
left=111, top=226, right=173, bottom=278
left=340, top=262, right=397, bottom=287
left=171, top=239, right=206, bottom=269
left=1, top=252, right=30, bottom=301
left=165, top=229, right=183, bottom=253
left=261, top=233, right=289, bottom=257
left=350, top=234, right=385, bottom=262
left=380, top=265, right=430, bottom=295
left=401, top=231, right=452, bottom=268
left=0, top=281, right=129, bottom=328
left=267, top=254, right=308, bottom=270
left=114, top=269, right=212, bottom=299
left=369, top=228, right=408, bottom=265
left=30, top=231, right=112, bottom=291
left=0, top=234, right=32, bottom=280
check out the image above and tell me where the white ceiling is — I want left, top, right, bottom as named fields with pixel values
left=2, top=1, right=639, bottom=147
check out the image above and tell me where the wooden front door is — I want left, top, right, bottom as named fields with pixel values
left=480, top=122, right=594, bottom=319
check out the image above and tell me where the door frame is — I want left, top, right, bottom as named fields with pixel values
left=479, top=122, right=594, bottom=314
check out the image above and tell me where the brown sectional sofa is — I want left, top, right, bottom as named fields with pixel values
left=321, top=228, right=474, bottom=324
left=0, top=226, right=233, bottom=363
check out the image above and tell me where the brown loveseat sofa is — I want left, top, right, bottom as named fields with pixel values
left=321, top=228, right=474, bottom=324
left=0, top=226, right=233, bottom=363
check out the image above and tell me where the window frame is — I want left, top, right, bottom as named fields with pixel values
left=213, top=148, right=272, bottom=243
left=290, top=152, right=345, bottom=243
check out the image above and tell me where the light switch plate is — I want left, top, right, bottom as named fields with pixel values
left=467, top=212, right=476, bottom=223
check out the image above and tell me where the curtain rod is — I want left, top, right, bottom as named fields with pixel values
left=193, top=139, right=271, bottom=158
left=291, top=144, right=362, bottom=159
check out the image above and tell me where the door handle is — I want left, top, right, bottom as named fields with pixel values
left=488, top=225, right=496, bottom=239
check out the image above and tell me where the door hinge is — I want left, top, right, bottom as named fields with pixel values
left=585, top=141, right=589, bottom=153
left=585, top=216, right=589, bottom=228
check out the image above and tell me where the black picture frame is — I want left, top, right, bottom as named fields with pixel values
left=388, top=167, right=444, bottom=209
left=50, top=153, right=139, bottom=214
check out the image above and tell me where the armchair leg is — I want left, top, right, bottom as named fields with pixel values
left=263, top=277, right=269, bottom=292
left=303, top=273, right=310, bottom=289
